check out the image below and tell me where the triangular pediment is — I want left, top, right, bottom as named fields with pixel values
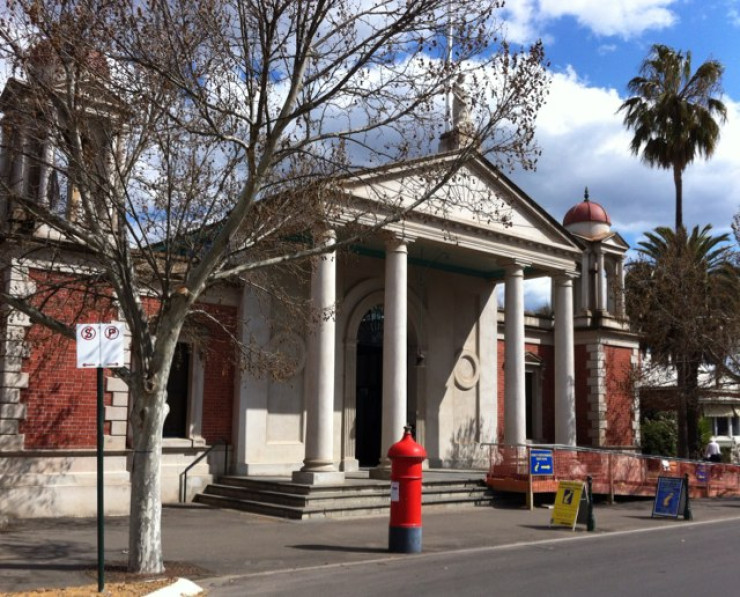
left=337, top=151, right=582, bottom=274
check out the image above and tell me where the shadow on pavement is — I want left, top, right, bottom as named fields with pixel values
left=289, top=544, right=389, bottom=554
left=1, top=540, right=91, bottom=562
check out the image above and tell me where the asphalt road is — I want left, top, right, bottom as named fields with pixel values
left=204, top=517, right=740, bottom=596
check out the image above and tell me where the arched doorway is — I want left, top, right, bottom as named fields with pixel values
left=341, top=280, right=426, bottom=471
left=355, top=306, right=383, bottom=466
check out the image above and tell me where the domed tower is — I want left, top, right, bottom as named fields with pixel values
left=562, top=189, right=637, bottom=451
left=562, top=188, right=626, bottom=323
left=563, top=188, right=612, bottom=241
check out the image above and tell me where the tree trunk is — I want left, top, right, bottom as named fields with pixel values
left=673, top=163, right=683, bottom=232
left=676, top=356, right=689, bottom=458
left=127, top=385, right=167, bottom=574
left=686, top=359, right=701, bottom=459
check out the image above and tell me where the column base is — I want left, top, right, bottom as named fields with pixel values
left=291, top=470, right=345, bottom=485
left=369, top=464, right=392, bottom=480
left=340, top=458, right=360, bottom=472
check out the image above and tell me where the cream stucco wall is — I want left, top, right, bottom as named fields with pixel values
left=232, top=252, right=502, bottom=474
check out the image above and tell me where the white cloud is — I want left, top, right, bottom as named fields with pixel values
left=498, top=278, right=552, bottom=311
left=525, top=278, right=552, bottom=311
left=502, top=0, right=679, bottom=43
left=540, top=0, right=678, bottom=37
left=598, top=44, right=618, bottom=55
left=509, top=66, right=740, bottom=249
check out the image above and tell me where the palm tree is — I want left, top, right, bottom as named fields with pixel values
left=619, top=44, right=727, bottom=232
left=626, top=225, right=740, bottom=457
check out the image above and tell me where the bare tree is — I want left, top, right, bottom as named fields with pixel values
left=0, top=0, right=548, bottom=573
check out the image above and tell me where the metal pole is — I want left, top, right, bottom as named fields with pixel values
left=527, top=445, right=533, bottom=511
left=444, top=0, right=453, bottom=132
left=586, top=475, right=595, bottom=531
left=608, top=452, right=615, bottom=504
left=683, top=473, right=693, bottom=521
left=97, top=366, right=105, bottom=592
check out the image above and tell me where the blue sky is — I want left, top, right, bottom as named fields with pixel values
left=0, top=1, right=736, bottom=307
left=502, top=0, right=740, bottom=239
left=497, top=1, right=740, bottom=306
left=531, top=2, right=740, bottom=97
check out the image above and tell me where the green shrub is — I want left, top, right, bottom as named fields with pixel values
left=698, top=417, right=713, bottom=450
left=641, top=413, right=677, bottom=457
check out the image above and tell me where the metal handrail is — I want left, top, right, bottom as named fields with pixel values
left=179, top=438, right=229, bottom=503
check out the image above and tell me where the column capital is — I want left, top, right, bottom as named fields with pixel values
left=383, top=234, right=410, bottom=253
left=553, top=271, right=579, bottom=285
left=503, top=261, right=529, bottom=276
left=313, top=227, right=337, bottom=246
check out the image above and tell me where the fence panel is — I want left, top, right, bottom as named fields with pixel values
left=486, top=444, right=740, bottom=499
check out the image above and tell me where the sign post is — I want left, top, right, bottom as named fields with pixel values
left=76, top=323, right=125, bottom=592
left=96, top=365, right=104, bottom=592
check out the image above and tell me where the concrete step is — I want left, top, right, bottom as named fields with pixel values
left=194, top=475, right=497, bottom=520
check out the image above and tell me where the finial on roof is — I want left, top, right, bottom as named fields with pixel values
left=584, top=187, right=590, bottom=202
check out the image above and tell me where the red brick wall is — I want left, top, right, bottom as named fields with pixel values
left=20, top=332, right=113, bottom=448
left=495, top=340, right=555, bottom=443
left=18, top=269, right=237, bottom=448
left=574, top=344, right=591, bottom=446
left=20, top=269, right=116, bottom=449
left=197, top=304, right=237, bottom=443
left=525, top=343, right=554, bottom=443
left=605, top=345, right=635, bottom=446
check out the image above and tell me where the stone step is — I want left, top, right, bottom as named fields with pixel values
left=201, top=483, right=490, bottom=508
left=216, top=475, right=487, bottom=495
left=194, top=476, right=497, bottom=520
left=195, top=490, right=496, bottom=520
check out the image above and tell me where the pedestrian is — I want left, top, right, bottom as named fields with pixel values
left=705, top=438, right=722, bottom=463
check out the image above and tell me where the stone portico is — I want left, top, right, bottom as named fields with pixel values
left=231, top=154, right=599, bottom=482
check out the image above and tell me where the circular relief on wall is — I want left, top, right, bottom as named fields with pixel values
left=453, top=350, right=480, bottom=390
left=268, top=331, right=307, bottom=378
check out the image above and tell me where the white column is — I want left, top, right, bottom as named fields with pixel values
left=504, top=263, right=526, bottom=446
left=554, top=274, right=576, bottom=446
left=232, top=284, right=271, bottom=475
left=186, top=345, right=206, bottom=444
left=37, top=136, right=53, bottom=205
left=10, top=123, right=26, bottom=197
left=375, top=236, right=408, bottom=474
left=580, top=252, right=590, bottom=312
left=596, top=246, right=606, bottom=311
left=478, top=283, right=499, bottom=443
left=294, top=229, right=343, bottom=484
left=616, top=258, right=626, bottom=318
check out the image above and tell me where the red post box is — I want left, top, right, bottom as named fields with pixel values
left=388, top=426, right=427, bottom=553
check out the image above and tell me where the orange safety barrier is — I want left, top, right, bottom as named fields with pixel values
left=485, top=444, right=740, bottom=499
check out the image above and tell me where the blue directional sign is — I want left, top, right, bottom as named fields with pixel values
left=530, top=449, right=554, bottom=476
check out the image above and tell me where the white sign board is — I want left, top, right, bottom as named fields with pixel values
left=76, top=323, right=125, bottom=368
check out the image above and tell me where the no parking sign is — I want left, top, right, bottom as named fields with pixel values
left=76, top=323, right=125, bottom=368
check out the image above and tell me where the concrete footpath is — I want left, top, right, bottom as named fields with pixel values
left=3, top=496, right=740, bottom=594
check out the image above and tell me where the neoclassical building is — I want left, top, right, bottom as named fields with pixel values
left=0, top=70, right=639, bottom=517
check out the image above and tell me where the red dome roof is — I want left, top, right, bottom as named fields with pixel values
left=563, top=190, right=611, bottom=227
